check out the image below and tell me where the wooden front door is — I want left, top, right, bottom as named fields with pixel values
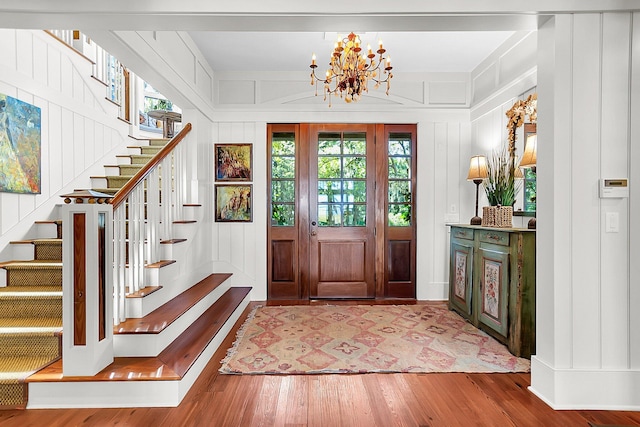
left=308, top=124, right=376, bottom=298
left=267, top=123, right=416, bottom=301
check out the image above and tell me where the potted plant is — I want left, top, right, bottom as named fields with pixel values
left=482, top=145, right=521, bottom=227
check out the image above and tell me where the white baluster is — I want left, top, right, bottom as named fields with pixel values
left=147, top=168, right=160, bottom=264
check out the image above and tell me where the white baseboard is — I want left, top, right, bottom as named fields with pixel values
left=417, top=281, right=448, bottom=301
left=530, top=356, right=640, bottom=410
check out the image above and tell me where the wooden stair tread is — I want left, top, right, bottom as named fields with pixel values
left=125, top=286, right=163, bottom=298
left=160, top=239, right=187, bottom=244
left=28, top=287, right=251, bottom=383
left=146, top=260, right=176, bottom=268
left=0, top=260, right=62, bottom=269
left=114, top=273, right=232, bottom=334
left=26, top=357, right=181, bottom=382
left=9, top=238, right=62, bottom=245
left=158, top=286, right=251, bottom=377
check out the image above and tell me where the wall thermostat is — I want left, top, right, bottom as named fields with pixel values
left=599, top=179, right=629, bottom=198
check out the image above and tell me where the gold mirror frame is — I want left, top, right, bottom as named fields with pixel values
left=505, top=93, right=537, bottom=161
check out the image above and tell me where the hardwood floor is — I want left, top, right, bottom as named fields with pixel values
left=1, top=302, right=639, bottom=427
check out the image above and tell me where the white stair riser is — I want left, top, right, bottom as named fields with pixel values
left=171, top=222, right=198, bottom=241
left=90, top=177, right=108, bottom=189
left=182, top=206, right=203, bottom=222
left=104, top=166, right=120, bottom=176
left=115, top=156, right=132, bottom=165
left=28, top=380, right=180, bottom=408
left=12, top=243, right=35, bottom=261
left=34, top=222, right=59, bottom=239
left=160, top=241, right=188, bottom=261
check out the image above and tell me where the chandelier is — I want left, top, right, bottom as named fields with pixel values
left=310, top=32, right=393, bottom=106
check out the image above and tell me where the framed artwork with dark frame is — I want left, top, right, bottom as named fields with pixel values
left=215, top=143, right=252, bottom=181
left=215, top=184, right=252, bottom=222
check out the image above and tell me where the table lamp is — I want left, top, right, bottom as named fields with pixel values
left=467, top=155, right=488, bottom=225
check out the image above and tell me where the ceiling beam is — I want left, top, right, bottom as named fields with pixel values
left=0, top=1, right=637, bottom=31
left=0, top=14, right=542, bottom=32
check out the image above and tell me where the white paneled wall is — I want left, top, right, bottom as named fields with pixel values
left=211, top=121, right=268, bottom=300
left=418, top=120, right=471, bottom=300
left=0, top=29, right=128, bottom=255
left=531, top=12, right=639, bottom=409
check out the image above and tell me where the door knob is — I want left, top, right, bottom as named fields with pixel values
left=310, top=230, right=317, bottom=236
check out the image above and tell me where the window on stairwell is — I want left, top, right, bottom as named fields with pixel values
left=138, top=82, right=181, bottom=135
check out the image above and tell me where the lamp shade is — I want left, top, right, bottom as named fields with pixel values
left=514, top=165, right=524, bottom=179
left=520, top=134, right=537, bottom=168
left=467, top=155, right=488, bottom=181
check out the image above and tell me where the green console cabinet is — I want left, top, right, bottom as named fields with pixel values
left=448, top=225, right=536, bottom=358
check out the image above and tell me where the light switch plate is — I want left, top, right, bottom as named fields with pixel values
left=605, top=212, right=619, bottom=233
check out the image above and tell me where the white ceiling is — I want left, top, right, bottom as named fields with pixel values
left=188, top=31, right=515, bottom=74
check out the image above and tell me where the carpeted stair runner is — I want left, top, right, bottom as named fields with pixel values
left=0, top=234, right=63, bottom=409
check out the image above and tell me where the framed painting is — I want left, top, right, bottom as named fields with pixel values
left=0, top=93, right=41, bottom=194
left=215, top=143, right=252, bottom=181
left=215, top=184, right=252, bottom=222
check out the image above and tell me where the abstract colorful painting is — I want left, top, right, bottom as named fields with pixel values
left=215, top=184, right=252, bottom=222
left=0, top=94, right=41, bottom=194
left=215, top=143, right=252, bottom=181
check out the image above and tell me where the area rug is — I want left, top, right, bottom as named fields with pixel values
left=219, top=303, right=530, bottom=374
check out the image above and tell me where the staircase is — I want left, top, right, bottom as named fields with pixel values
left=0, top=221, right=63, bottom=409
left=0, top=134, right=252, bottom=409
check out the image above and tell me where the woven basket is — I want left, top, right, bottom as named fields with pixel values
left=481, top=206, right=513, bottom=228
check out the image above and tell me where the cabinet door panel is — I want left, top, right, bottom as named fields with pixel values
left=449, top=238, right=474, bottom=318
left=477, top=245, right=510, bottom=338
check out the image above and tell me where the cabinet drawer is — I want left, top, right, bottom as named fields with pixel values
left=478, top=229, right=509, bottom=246
left=451, top=227, right=474, bottom=240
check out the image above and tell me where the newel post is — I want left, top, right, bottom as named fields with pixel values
left=60, top=190, right=114, bottom=376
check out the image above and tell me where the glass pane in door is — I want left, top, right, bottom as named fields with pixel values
left=270, top=132, right=296, bottom=226
left=388, top=132, right=412, bottom=227
left=317, top=132, right=367, bottom=227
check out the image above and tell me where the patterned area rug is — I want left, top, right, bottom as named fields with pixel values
left=219, top=303, right=530, bottom=374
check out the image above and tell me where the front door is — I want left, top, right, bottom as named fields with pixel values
left=308, top=124, right=376, bottom=298
left=267, top=123, right=416, bottom=300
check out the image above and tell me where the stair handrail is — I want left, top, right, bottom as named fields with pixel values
left=110, top=122, right=193, bottom=324
left=110, top=122, right=192, bottom=210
